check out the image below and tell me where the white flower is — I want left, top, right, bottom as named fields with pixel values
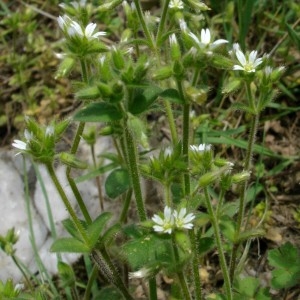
left=179, top=19, right=188, bottom=32
left=45, top=125, right=55, bottom=136
left=173, top=208, right=195, bottom=229
left=152, top=206, right=174, bottom=234
left=169, top=33, right=177, bottom=45
left=129, top=267, right=151, bottom=279
left=189, top=28, right=228, bottom=53
left=57, top=15, right=106, bottom=40
left=169, top=0, right=184, bottom=10
left=12, top=140, right=27, bottom=151
left=190, top=144, right=211, bottom=152
left=59, top=0, right=87, bottom=9
left=233, top=49, right=263, bottom=73
left=70, top=21, right=106, bottom=39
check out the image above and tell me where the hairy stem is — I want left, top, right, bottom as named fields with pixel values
left=229, top=112, right=259, bottom=281
left=204, top=187, right=232, bottom=300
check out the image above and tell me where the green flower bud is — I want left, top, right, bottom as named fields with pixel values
left=99, top=126, right=113, bottom=135
left=76, top=86, right=101, bottom=100
left=211, top=54, right=234, bottom=69
left=169, top=34, right=181, bottom=60
left=198, top=172, right=218, bottom=187
left=82, top=126, right=96, bottom=145
left=173, top=60, right=184, bottom=79
left=55, top=56, right=76, bottom=79
left=222, top=78, right=242, bottom=94
left=186, top=86, right=207, bottom=105
left=232, top=171, right=251, bottom=184
left=152, top=66, right=173, bottom=80
left=55, top=118, right=71, bottom=138
left=59, top=152, right=87, bottom=169
left=174, top=231, right=192, bottom=253
left=111, top=46, right=125, bottom=70
left=97, top=82, right=113, bottom=97
left=97, top=0, right=123, bottom=12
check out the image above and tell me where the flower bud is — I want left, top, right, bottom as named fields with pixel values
left=99, top=126, right=114, bottom=135
left=55, top=118, right=71, bottom=138
left=76, top=86, right=101, bottom=100
left=169, top=34, right=181, bottom=60
left=174, top=231, right=192, bottom=253
left=198, top=172, right=218, bottom=187
left=232, top=171, right=251, bottom=184
left=97, top=82, right=113, bottom=97
left=111, top=46, right=125, bottom=70
left=59, top=152, right=88, bottom=169
left=55, top=56, right=76, bottom=79
left=97, top=0, right=123, bottom=12
left=152, top=66, right=173, bottom=80
left=173, top=60, right=184, bottom=79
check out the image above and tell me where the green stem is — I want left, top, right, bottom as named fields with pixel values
left=177, top=80, right=190, bottom=195
left=164, top=182, right=172, bottom=207
left=132, top=0, right=155, bottom=50
left=172, top=234, right=191, bottom=300
left=188, top=230, right=202, bottom=300
left=164, top=100, right=178, bottom=144
left=216, top=188, right=226, bottom=218
left=92, top=249, right=134, bottom=300
left=124, top=122, right=147, bottom=221
left=66, top=122, right=92, bottom=224
left=83, top=265, right=98, bottom=300
left=80, top=59, right=88, bottom=83
left=46, top=163, right=89, bottom=244
left=11, top=255, right=33, bottom=290
left=204, top=187, right=232, bottom=300
left=229, top=113, right=259, bottom=281
left=156, top=0, right=171, bottom=46
left=149, top=278, right=158, bottom=300
left=91, top=144, right=104, bottom=211
left=119, top=188, right=133, bottom=223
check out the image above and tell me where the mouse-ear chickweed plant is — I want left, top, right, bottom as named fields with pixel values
left=9, top=0, right=287, bottom=299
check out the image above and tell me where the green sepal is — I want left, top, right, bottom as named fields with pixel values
left=75, top=85, right=101, bottom=100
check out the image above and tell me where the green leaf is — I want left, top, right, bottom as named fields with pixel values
left=123, top=234, right=172, bottom=269
left=105, top=168, right=131, bottom=199
left=74, top=162, right=118, bottom=183
left=219, top=216, right=236, bottom=242
left=62, top=218, right=85, bottom=240
left=129, top=85, right=162, bottom=114
left=51, top=238, right=90, bottom=253
left=86, top=212, right=112, bottom=247
left=160, top=88, right=184, bottom=104
left=286, top=22, right=300, bottom=50
left=198, top=237, right=215, bottom=256
left=93, top=286, right=123, bottom=300
left=268, top=242, right=300, bottom=289
left=233, top=276, right=271, bottom=300
left=73, top=102, right=122, bottom=122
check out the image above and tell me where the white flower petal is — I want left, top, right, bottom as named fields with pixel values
left=248, top=50, right=258, bottom=64
left=233, top=65, right=245, bottom=71
left=152, top=214, right=164, bottom=225
left=235, top=49, right=247, bottom=66
left=188, top=32, right=200, bottom=45
left=85, top=23, right=97, bottom=37
left=12, top=140, right=27, bottom=151
left=201, top=28, right=211, bottom=45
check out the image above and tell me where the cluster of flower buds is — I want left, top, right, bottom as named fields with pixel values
left=12, top=117, right=70, bottom=165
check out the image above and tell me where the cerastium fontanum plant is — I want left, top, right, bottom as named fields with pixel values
left=8, top=0, right=287, bottom=299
